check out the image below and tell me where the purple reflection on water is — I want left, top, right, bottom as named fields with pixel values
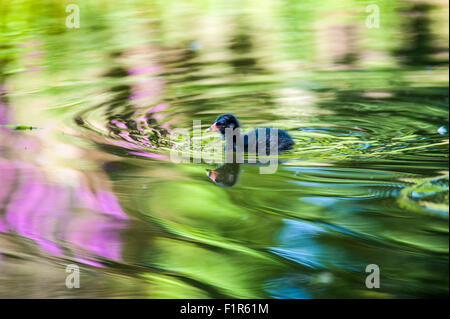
left=74, top=188, right=127, bottom=219
left=128, top=65, right=161, bottom=75
left=21, top=66, right=47, bottom=73
left=110, top=119, right=128, bottom=130
left=0, top=42, right=176, bottom=268
left=0, top=159, right=129, bottom=265
left=128, top=151, right=166, bottom=159
left=0, top=85, right=12, bottom=126
left=144, top=103, right=168, bottom=114
left=63, top=214, right=124, bottom=262
left=0, top=83, right=128, bottom=267
left=0, top=217, right=6, bottom=233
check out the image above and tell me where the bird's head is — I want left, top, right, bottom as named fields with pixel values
left=206, top=114, right=240, bottom=136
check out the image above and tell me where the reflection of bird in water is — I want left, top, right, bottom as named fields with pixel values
left=206, top=114, right=294, bottom=153
left=206, top=163, right=240, bottom=188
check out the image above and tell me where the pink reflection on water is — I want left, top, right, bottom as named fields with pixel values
left=144, top=103, right=168, bottom=114
left=0, top=83, right=128, bottom=267
left=63, top=214, right=124, bottom=262
left=128, top=65, right=161, bottom=75
left=21, top=66, right=47, bottom=73
left=128, top=151, right=166, bottom=159
left=0, top=218, right=6, bottom=233
left=0, top=41, right=177, bottom=267
left=18, top=41, right=44, bottom=48
left=74, top=188, right=127, bottom=219
left=0, top=159, right=128, bottom=265
left=110, top=119, right=128, bottom=130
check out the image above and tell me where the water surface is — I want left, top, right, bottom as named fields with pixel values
left=0, top=0, right=448, bottom=298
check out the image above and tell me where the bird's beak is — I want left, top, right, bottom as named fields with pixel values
left=206, top=169, right=217, bottom=182
left=206, top=122, right=218, bottom=132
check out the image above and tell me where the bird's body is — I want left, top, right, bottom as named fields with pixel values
left=242, top=127, right=294, bottom=153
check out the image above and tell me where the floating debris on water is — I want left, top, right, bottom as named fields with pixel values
left=0, top=124, right=39, bottom=131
